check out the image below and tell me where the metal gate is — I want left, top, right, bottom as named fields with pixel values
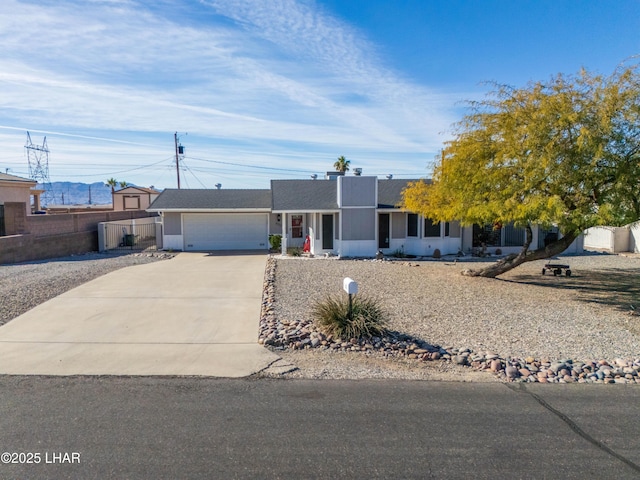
left=104, top=222, right=157, bottom=251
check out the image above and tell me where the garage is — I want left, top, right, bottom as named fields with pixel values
left=183, top=213, right=268, bottom=251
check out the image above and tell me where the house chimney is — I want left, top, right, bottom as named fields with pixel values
left=215, top=183, right=222, bottom=189
left=325, top=171, right=345, bottom=180
left=311, top=174, right=317, bottom=180
left=353, top=168, right=362, bottom=176
left=386, top=174, right=393, bottom=179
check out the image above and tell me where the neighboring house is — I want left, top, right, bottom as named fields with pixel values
left=0, top=172, right=42, bottom=215
left=113, top=186, right=161, bottom=212
left=148, top=175, right=583, bottom=256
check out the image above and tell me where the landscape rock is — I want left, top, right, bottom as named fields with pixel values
left=258, top=256, right=640, bottom=385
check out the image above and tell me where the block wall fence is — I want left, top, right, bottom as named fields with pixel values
left=0, top=209, right=156, bottom=264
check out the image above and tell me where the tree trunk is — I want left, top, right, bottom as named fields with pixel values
left=461, top=227, right=579, bottom=278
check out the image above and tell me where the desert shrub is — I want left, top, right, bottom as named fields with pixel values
left=495, top=248, right=502, bottom=255
left=311, top=294, right=388, bottom=340
left=432, top=248, right=441, bottom=258
left=287, top=246, right=302, bottom=257
left=269, top=234, right=282, bottom=251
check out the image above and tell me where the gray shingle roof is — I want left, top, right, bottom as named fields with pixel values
left=377, top=178, right=426, bottom=208
left=148, top=178, right=432, bottom=212
left=148, top=189, right=271, bottom=210
left=271, top=179, right=338, bottom=211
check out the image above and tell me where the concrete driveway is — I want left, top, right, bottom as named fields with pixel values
left=0, top=252, right=280, bottom=377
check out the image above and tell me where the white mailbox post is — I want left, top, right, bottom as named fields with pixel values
left=343, top=277, right=358, bottom=320
left=343, top=277, right=358, bottom=295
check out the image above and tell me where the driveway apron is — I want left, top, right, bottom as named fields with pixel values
left=0, top=252, right=280, bottom=376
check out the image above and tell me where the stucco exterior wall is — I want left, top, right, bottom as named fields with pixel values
left=0, top=185, right=33, bottom=216
left=342, top=208, right=375, bottom=241
left=163, top=213, right=182, bottom=235
left=269, top=213, right=281, bottom=235
left=340, top=240, right=377, bottom=257
left=391, top=212, right=405, bottom=239
left=338, top=176, right=377, bottom=207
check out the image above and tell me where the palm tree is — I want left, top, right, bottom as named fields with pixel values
left=105, top=178, right=117, bottom=194
left=119, top=181, right=129, bottom=188
left=333, top=155, right=350, bottom=173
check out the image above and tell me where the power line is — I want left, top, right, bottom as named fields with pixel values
left=180, top=159, right=208, bottom=189
left=185, top=155, right=317, bottom=174
left=58, top=157, right=174, bottom=177
left=184, top=165, right=309, bottom=178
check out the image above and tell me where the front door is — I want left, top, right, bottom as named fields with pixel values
left=378, top=213, right=390, bottom=249
left=290, top=214, right=304, bottom=247
left=322, top=214, right=333, bottom=250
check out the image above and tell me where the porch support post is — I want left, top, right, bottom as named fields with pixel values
left=338, top=211, right=342, bottom=257
left=281, top=212, right=288, bottom=255
left=310, top=212, right=316, bottom=254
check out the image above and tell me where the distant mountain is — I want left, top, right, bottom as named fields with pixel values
left=37, top=182, right=113, bottom=206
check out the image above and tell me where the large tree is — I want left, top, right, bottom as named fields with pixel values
left=403, top=65, right=640, bottom=278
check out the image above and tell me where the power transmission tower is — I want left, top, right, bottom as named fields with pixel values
left=25, top=131, right=56, bottom=205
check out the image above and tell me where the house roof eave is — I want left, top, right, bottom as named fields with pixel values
left=147, top=208, right=272, bottom=213
left=271, top=209, right=340, bottom=214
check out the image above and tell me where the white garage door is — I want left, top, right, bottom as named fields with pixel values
left=183, top=213, right=268, bottom=251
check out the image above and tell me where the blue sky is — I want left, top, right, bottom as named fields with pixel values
left=0, top=0, right=638, bottom=190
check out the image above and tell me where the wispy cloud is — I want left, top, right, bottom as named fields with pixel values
left=0, top=0, right=460, bottom=186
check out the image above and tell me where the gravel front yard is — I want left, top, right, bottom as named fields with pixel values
left=267, top=253, right=640, bottom=381
left=0, top=251, right=173, bottom=327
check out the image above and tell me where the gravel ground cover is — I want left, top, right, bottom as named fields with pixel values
left=262, top=253, right=640, bottom=382
left=0, top=251, right=173, bottom=326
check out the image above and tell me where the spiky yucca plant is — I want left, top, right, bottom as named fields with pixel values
left=311, top=294, right=388, bottom=340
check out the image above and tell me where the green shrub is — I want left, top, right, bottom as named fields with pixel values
left=287, top=246, right=302, bottom=257
left=311, top=294, right=388, bottom=340
left=269, top=234, right=282, bottom=251
left=390, top=248, right=407, bottom=258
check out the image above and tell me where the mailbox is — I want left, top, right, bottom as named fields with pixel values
left=343, top=277, right=358, bottom=295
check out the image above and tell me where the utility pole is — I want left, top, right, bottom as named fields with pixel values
left=174, top=132, right=181, bottom=189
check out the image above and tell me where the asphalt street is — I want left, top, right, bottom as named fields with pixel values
left=0, top=377, right=639, bottom=479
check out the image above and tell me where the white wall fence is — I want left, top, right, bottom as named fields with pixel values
left=584, top=222, right=640, bottom=253
left=631, top=221, right=640, bottom=253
